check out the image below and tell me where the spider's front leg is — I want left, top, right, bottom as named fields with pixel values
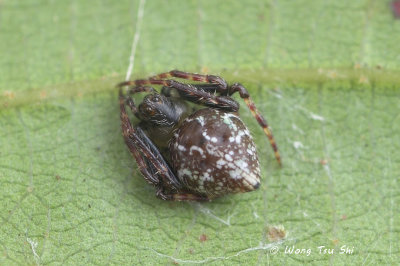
left=119, top=79, right=240, bottom=112
left=149, top=70, right=228, bottom=91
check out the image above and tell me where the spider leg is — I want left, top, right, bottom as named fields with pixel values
left=119, top=79, right=239, bottom=112
left=148, top=70, right=228, bottom=91
left=119, top=89, right=211, bottom=201
left=160, top=84, right=223, bottom=100
left=154, top=188, right=210, bottom=201
left=124, top=94, right=138, bottom=116
left=134, top=127, right=182, bottom=191
left=229, top=83, right=282, bottom=166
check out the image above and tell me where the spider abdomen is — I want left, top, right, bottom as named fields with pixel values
left=170, top=108, right=261, bottom=198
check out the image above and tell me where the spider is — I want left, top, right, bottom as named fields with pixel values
left=118, top=70, right=281, bottom=201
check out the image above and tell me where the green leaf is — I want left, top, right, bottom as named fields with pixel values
left=1, top=0, right=399, bottom=264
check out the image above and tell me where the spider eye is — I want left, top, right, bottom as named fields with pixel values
left=152, top=95, right=161, bottom=102
left=146, top=106, right=153, bottom=113
left=139, top=103, right=155, bottom=116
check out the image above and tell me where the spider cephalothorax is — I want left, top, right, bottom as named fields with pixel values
left=118, top=70, right=281, bottom=201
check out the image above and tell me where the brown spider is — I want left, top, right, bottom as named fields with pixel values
left=118, top=70, right=281, bottom=201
